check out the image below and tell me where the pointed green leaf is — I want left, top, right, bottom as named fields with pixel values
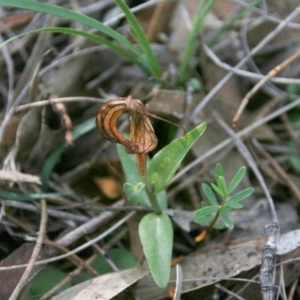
left=211, top=183, right=223, bottom=196
left=194, top=205, right=220, bottom=219
left=194, top=214, right=214, bottom=225
left=225, top=201, right=243, bottom=209
left=217, top=176, right=227, bottom=197
left=115, top=0, right=161, bottom=77
left=228, top=166, right=247, bottom=194
left=147, top=123, right=206, bottom=193
left=139, top=212, right=173, bottom=288
left=202, top=183, right=218, bottom=205
left=215, top=163, right=224, bottom=177
left=227, top=188, right=254, bottom=203
left=220, top=211, right=234, bottom=229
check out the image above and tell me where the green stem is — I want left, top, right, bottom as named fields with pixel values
left=145, top=185, right=161, bottom=214
left=206, top=195, right=227, bottom=235
left=177, top=0, right=216, bottom=86
left=140, top=172, right=161, bottom=214
left=115, top=0, right=162, bottom=77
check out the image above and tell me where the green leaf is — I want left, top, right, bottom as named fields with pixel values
left=225, top=201, right=243, bottom=209
left=115, top=0, right=161, bottom=77
left=211, top=183, right=223, bottom=196
left=0, top=189, right=79, bottom=201
left=123, top=182, right=146, bottom=205
left=0, top=0, right=140, bottom=56
left=227, top=188, right=254, bottom=204
left=117, top=143, right=141, bottom=185
left=117, top=144, right=167, bottom=208
left=194, top=214, right=214, bottom=225
left=139, top=212, right=173, bottom=288
left=92, top=248, right=136, bottom=272
left=202, top=183, right=218, bottom=205
left=82, top=248, right=137, bottom=280
left=0, top=27, right=137, bottom=64
left=147, top=123, right=206, bottom=193
left=194, top=205, right=220, bottom=220
left=228, top=166, right=246, bottom=194
left=220, top=211, right=234, bottom=229
left=215, top=163, right=224, bottom=178
left=177, top=0, right=216, bottom=85
left=213, top=223, right=226, bottom=229
left=26, top=268, right=71, bottom=299
left=217, top=176, right=227, bottom=197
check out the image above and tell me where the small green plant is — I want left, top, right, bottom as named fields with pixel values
left=96, top=96, right=207, bottom=288
left=120, top=122, right=206, bottom=288
left=194, top=163, right=254, bottom=241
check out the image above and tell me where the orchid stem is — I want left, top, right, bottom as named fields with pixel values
left=144, top=183, right=161, bottom=214
left=136, top=153, right=162, bottom=214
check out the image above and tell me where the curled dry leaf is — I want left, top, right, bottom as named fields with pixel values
left=96, top=96, right=158, bottom=154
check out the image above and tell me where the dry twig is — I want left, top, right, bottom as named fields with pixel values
left=232, top=48, right=300, bottom=126
left=8, top=199, right=47, bottom=300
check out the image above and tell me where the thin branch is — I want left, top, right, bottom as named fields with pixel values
left=8, top=199, right=47, bottom=300
left=0, top=211, right=135, bottom=271
left=189, top=5, right=300, bottom=121
left=233, top=48, right=300, bottom=126
left=172, top=97, right=300, bottom=185
left=203, top=43, right=300, bottom=85
left=252, top=139, right=300, bottom=203
left=15, top=96, right=106, bottom=112
left=40, top=228, right=128, bottom=300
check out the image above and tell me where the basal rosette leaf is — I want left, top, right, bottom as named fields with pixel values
left=139, top=212, right=173, bottom=288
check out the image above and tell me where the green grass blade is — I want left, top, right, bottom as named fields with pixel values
left=0, top=189, right=75, bottom=201
left=177, top=0, right=216, bottom=85
left=0, top=0, right=141, bottom=56
left=115, top=0, right=162, bottom=77
left=0, top=27, right=138, bottom=63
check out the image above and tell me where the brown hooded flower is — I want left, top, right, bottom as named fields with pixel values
left=96, top=96, right=158, bottom=176
left=96, top=96, right=158, bottom=154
